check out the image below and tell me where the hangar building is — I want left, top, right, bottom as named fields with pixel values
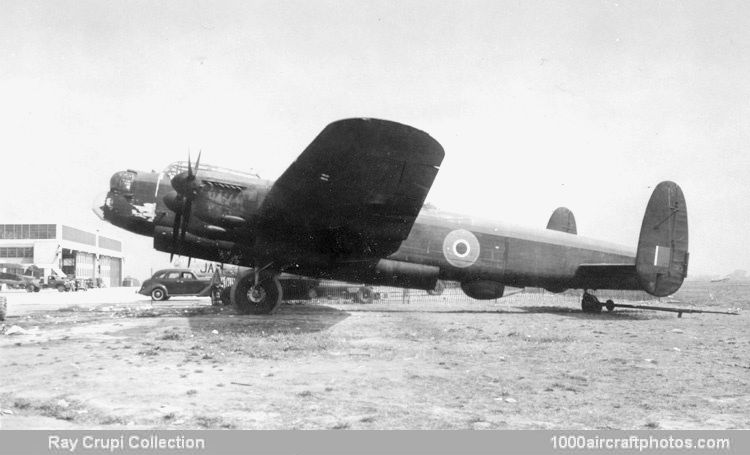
left=0, top=224, right=123, bottom=287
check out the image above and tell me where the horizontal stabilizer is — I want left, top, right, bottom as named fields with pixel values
left=546, top=207, right=576, bottom=234
left=635, top=181, right=689, bottom=296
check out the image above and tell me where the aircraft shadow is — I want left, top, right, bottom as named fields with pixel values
left=184, top=303, right=350, bottom=334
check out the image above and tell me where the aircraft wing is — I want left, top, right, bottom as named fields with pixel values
left=259, top=118, right=445, bottom=259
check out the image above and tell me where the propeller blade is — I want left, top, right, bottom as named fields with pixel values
left=187, top=256, right=192, bottom=268
left=194, top=150, right=201, bottom=177
left=180, top=198, right=192, bottom=247
left=187, top=150, right=193, bottom=178
left=171, top=210, right=182, bottom=262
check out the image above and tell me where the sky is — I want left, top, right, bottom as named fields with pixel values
left=1, top=0, right=748, bottom=278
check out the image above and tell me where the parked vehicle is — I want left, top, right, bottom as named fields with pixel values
left=311, top=280, right=377, bottom=303
left=139, top=268, right=216, bottom=301
left=45, top=275, right=73, bottom=292
left=0, top=272, right=41, bottom=292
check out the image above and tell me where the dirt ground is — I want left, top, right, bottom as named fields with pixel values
left=1, top=282, right=748, bottom=430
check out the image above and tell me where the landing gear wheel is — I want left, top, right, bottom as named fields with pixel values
left=605, top=299, right=615, bottom=312
left=150, top=287, right=167, bottom=301
left=581, top=292, right=602, bottom=313
left=231, top=269, right=283, bottom=315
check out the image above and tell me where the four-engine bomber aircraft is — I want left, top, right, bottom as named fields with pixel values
left=93, top=118, right=689, bottom=315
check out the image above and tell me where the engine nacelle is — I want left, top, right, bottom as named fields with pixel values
left=460, top=280, right=505, bottom=300
left=153, top=226, right=248, bottom=265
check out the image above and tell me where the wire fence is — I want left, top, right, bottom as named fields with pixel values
left=211, top=268, right=749, bottom=310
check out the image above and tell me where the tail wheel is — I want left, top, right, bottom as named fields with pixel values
left=231, top=269, right=282, bottom=315
left=581, top=292, right=602, bottom=313
left=150, top=287, right=167, bottom=301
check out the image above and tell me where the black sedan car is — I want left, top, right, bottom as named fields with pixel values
left=138, top=268, right=215, bottom=301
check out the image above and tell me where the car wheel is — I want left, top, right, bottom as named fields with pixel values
left=26, top=285, right=35, bottom=293
left=56, top=285, right=65, bottom=292
left=150, top=287, right=167, bottom=301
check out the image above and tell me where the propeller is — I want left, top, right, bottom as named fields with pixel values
left=163, top=151, right=202, bottom=263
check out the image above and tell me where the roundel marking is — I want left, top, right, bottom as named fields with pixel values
left=443, top=229, right=480, bottom=268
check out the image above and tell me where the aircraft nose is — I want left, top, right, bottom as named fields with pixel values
left=92, top=191, right=111, bottom=221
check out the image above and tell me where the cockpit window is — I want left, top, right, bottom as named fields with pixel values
left=110, top=171, right=136, bottom=192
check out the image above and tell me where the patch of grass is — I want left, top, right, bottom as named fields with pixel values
left=186, top=389, right=198, bottom=396
left=13, top=398, right=32, bottom=410
left=331, top=422, right=350, bottom=429
left=297, top=390, right=313, bottom=398
left=195, top=415, right=231, bottom=428
left=99, top=415, right=127, bottom=425
left=57, top=305, right=87, bottom=313
left=137, top=346, right=161, bottom=356
left=160, top=331, right=182, bottom=340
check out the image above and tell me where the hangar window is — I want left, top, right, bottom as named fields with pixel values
left=0, top=247, right=33, bottom=258
left=0, top=224, right=55, bottom=239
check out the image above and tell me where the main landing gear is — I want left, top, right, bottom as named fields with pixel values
left=581, top=292, right=615, bottom=314
left=231, top=268, right=283, bottom=315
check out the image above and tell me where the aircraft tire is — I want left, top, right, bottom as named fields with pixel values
left=232, top=270, right=282, bottom=315
left=605, top=299, right=615, bottom=312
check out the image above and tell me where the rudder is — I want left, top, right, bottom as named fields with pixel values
left=635, top=181, right=689, bottom=296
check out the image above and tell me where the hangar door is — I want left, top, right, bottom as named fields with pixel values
left=100, top=256, right=122, bottom=287
left=75, top=252, right=95, bottom=279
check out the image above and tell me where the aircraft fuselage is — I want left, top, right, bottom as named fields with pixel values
left=96, top=164, right=638, bottom=294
